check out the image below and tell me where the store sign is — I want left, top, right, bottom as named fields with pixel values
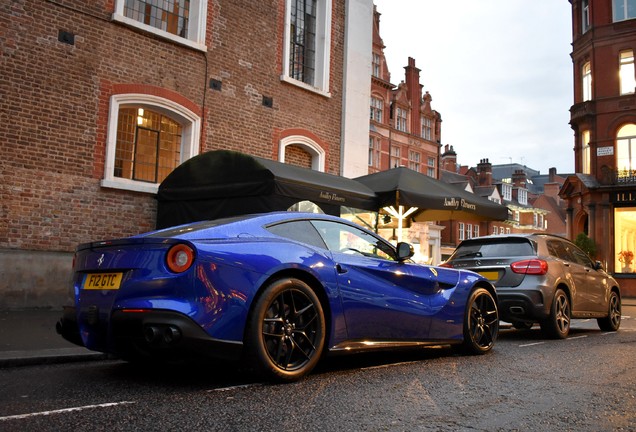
left=597, top=146, right=614, bottom=156
left=613, top=191, right=636, bottom=204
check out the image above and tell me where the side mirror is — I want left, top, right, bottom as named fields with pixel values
left=396, top=242, right=414, bottom=261
left=594, top=260, right=604, bottom=271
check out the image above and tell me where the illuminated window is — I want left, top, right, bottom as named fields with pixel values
left=283, top=0, right=332, bottom=94
left=370, top=97, right=383, bottom=122
left=620, top=51, right=636, bottom=95
left=583, top=61, right=592, bottom=101
left=616, top=123, right=636, bottom=181
left=613, top=0, right=636, bottom=22
left=103, top=94, right=201, bottom=194
left=582, top=130, right=591, bottom=174
left=582, top=0, right=590, bottom=33
left=113, top=0, right=207, bottom=50
left=614, top=207, right=636, bottom=272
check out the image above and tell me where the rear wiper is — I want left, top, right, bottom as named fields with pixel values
left=457, top=251, right=482, bottom=259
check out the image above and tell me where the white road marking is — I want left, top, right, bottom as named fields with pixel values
left=519, top=342, right=545, bottom=347
left=567, top=335, right=588, bottom=340
left=0, top=401, right=135, bottom=422
left=208, top=384, right=262, bottom=392
left=361, top=360, right=421, bottom=371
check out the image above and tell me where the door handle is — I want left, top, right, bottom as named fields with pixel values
left=336, top=264, right=348, bottom=274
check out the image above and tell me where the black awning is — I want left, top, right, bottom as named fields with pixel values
left=356, top=167, right=509, bottom=222
left=156, top=150, right=378, bottom=228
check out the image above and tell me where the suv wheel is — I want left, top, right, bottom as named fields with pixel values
left=597, top=290, right=621, bottom=332
left=540, top=289, right=570, bottom=339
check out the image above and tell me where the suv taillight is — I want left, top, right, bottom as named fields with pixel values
left=510, top=259, right=548, bottom=275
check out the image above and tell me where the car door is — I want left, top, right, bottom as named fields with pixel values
left=568, top=243, right=607, bottom=313
left=556, top=239, right=602, bottom=313
left=310, top=220, right=437, bottom=341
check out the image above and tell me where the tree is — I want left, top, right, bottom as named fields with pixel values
left=574, top=232, right=597, bottom=258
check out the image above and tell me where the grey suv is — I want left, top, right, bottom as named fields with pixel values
left=442, top=234, right=621, bottom=338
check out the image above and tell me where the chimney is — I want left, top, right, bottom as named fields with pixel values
left=549, top=167, right=557, bottom=183
left=404, top=57, right=423, bottom=134
left=441, top=144, right=457, bottom=172
left=477, top=158, right=493, bottom=186
left=512, top=169, right=527, bottom=188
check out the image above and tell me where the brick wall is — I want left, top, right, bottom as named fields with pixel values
left=0, top=0, right=346, bottom=307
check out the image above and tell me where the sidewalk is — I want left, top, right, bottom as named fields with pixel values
left=0, top=309, right=107, bottom=367
left=2, top=299, right=636, bottom=368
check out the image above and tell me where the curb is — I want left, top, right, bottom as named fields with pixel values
left=0, top=348, right=109, bottom=368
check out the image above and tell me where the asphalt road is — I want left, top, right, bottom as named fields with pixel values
left=1, top=309, right=636, bottom=432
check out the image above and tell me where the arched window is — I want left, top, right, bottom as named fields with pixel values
left=279, top=135, right=325, bottom=171
left=582, top=61, right=592, bottom=102
left=103, top=94, right=201, bottom=194
left=616, top=123, right=636, bottom=181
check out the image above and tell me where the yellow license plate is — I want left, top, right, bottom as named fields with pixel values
left=477, top=271, right=499, bottom=281
left=83, top=273, right=123, bottom=290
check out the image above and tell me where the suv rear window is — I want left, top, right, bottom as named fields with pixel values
left=453, top=239, right=535, bottom=259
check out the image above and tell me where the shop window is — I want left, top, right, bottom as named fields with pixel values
left=103, top=94, right=200, bottom=194
left=615, top=208, right=636, bottom=272
left=282, top=0, right=332, bottom=95
left=113, top=0, right=207, bottom=51
left=616, top=123, right=636, bottom=181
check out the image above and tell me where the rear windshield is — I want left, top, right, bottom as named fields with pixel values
left=146, top=215, right=258, bottom=238
left=452, top=238, right=535, bottom=259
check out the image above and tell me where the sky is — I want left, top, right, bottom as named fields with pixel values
left=372, top=0, right=575, bottom=175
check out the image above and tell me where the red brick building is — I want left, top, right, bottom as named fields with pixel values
left=0, top=0, right=368, bottom=308
left=563, top=0, right=636, bottom=295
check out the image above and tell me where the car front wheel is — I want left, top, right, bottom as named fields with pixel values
left=597, top=290, right=621, bottom=332
left=245, top=277, right=325, bottom=382
left=541, top=289, right=570, bottom=339
left=459, top=287, right=499, bottom=354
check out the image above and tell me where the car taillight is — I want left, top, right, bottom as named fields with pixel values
left=510, top=259, right=548, bottom=275
left=166, top=244, right=195, bottom=273
left=439, top=262, right=453, bottom=268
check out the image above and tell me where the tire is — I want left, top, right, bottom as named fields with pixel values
left=597, top=290, right=621, bottom=332
left=245, top=277, right=325, bottom=382
left=540, top=289, right=570, bottom=339
left=459, top=287, right=499, bottom=354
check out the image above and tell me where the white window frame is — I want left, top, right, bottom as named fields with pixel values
left=458, top=222, right=465, bottom=241
left=102, top=94, right=201, bottom=194
left=502, top=183, right=512, bottom=201
left=519, top=189, right=528, bottom=205
left=279, top=135, right=326, bottom=171
left=613, top=0, right=636, bottom=22
left=582, top=0, right=590, bottom=33
left=370, top=96, right=383, bottom=122
left=620, top=50, right=636, bottom=95
left=583, top=61, right=592, bottom=101
left=582, top=130, right=591, bottom=174
left=112, top=0, right=208, bottom=52
left=281, top=0, right=332, bottom=97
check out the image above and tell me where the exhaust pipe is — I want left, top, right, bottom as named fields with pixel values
left=144, top=325, right=161, bottom=343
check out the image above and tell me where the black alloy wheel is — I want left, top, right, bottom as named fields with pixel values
left=597, top=290, right=621, bottom=332
left=245, top=277, right=325, bottom=382
left=541, top=289, right=570, bottom=339
left=460, top=287, right=499, bottom=354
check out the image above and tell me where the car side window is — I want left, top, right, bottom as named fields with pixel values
left=310, top=220, right=396, bottom=261
left=570, top=244, right=594, bottom=267
left=266, top=220, right=328, bottom=250
left=547, top=240, right=573, bottom=262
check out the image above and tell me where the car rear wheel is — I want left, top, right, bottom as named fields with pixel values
left=245, top=277, right=325, bottom=382
left=459, top=287, right=499, bottom=354
left=597, top=290, right=621, bottom=332
left=541, top=289, right=570, bottom=339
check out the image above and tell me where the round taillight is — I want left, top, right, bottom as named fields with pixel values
left=166, top=244, right=195, bottom=273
